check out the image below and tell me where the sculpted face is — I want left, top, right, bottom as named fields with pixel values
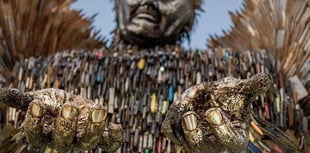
left=115, top=0, right=199, bottom=46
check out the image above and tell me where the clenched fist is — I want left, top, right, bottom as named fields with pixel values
left=0, top=88, right=123, bottom=152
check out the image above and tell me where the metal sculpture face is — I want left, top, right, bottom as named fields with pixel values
left=115, top=0, right=198, bottom=46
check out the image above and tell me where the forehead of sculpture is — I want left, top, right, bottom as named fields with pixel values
left=115, top=0, right=202, bottom=9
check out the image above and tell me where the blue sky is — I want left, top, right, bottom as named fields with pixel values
left=71, top=0, right=244, bottom=49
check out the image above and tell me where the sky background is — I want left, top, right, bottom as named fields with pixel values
left=71, top=0, right=244, bottom=49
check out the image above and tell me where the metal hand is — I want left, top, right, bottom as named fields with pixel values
left=161, top=73, right=272, bottom=153
left=0, top=88, right=123, bottom=152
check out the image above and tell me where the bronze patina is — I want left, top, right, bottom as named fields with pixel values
left=0, top=0, right=300, bottom=153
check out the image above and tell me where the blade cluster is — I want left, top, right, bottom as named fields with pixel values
left=208, top=0, right=309, bottom=107
left=0, top=0, right=106, bottom=77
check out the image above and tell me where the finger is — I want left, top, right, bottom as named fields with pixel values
left=204, top=108, right=248, bottom=151
left=181, top=111, right=203, bottom=146
left=23, top=100, right=46, bottom=148
left=52, top=103, right=79, bottom=152
left=0, top=88, right=33, bottom=111
left=161, top=84, right=205, bottom=146
left=99, top=123, right=123, bottom=153
left=240, top=73, right=272, bottom=96
left=178, top=83, right=205, bottom=112
left=77, top=104, right=107, bottom=150
left=161, top=102, right=183, bottom=146
left=107, top=123, right=123, bottom=142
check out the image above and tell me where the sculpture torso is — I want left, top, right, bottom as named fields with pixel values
left=12, top=48, right=210, bottom=152
left=0, top=0, right=304, bottom=152
left=8, top=47, right=273, bottom=152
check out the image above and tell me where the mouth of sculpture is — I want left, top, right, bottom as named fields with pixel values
left=132, top=5, right=161, bottom=25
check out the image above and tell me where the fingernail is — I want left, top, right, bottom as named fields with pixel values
left=91, top=109, right=107, bottom=123
left=62, top=105, right=78, bottom=120
left=187, top=87, right=199, bottom=99
left=205, top=109, right=222, bottom=125
left=31, top=103, right=43, bottom=117
left=182, top=111, right=198, bottom=131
